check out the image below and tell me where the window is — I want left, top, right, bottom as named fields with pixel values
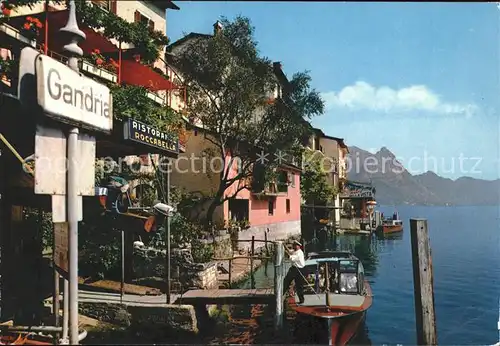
left=134, top=10, right=155, bottom=31
left=277, top=171, right=288, bottom=193
left=268, top=199, right=274, bottom=216
left=286, top=199, right=290, bottom=214
left=288, top=172, right=295, bottom=188
left=91, top=0, right=116, bottom=13
left=314, top=137, right=320, bottom=151
left=228, top=199, right=249, bottom=222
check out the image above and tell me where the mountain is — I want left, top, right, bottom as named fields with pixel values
left=347, top=146, right=500, bottom=206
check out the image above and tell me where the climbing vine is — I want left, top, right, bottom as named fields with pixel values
left=109, top=84, right=183, bottom=132
left=0, top=1, right=169, bottom=63
left=71, top=0, right=169, bottom=63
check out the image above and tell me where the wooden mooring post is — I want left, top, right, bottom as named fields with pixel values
left=410, top=218, right=437, bottom=345
left=250, top=236, right=255, bottom=289
left=228, top=259, right=232, bottom=288
left=273, top=241, right=284, bottom=331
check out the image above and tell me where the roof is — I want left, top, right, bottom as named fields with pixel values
left=312, top=127, right=349, bottom=151
left=167, top=33, right=212, bottom=52
left=152, top=1, right=180, bottom=10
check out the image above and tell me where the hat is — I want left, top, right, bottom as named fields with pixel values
left=293, top=240, right=302, bottom=246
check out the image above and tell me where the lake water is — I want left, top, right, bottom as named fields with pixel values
left=240, top=205, right=500, bottom=345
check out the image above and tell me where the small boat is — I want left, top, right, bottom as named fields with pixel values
left=377, top=211, right=403, bottom=234
left=287, top=251, right=373, bottom=346
left=380, top=219, right=403, bottom=234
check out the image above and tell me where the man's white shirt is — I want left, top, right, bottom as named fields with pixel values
left=289, top=249, right=305, bottom=268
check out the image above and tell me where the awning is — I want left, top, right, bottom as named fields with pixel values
left=120, top=59, right=177, bottom=91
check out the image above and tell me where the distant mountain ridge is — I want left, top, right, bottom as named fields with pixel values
left=347, top=146, right=500, bottom=206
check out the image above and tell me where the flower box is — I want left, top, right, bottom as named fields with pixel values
left=81, top=60, right=117, bottom=83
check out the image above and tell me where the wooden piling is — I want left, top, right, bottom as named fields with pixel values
left=274, top=241, right=284, bottom=331
left=410, top=218, right=437, bottom=345
left=250, top=236, right=255, bottom=289
left=228, top=259, right=232, bottom=288
left=264, top=230, right=269, bottom=256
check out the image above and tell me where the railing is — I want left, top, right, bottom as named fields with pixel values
left=212, top=235, right=277, bottom=289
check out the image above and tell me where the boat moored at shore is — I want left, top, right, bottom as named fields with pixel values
left=287, top=251, right=373, bottom=345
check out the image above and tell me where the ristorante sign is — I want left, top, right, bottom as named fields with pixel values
left=36, top=54, right=113, bottom=133
left=123, top=119, right=179, bottom=154
left=340, top=181, right=375, bottom=198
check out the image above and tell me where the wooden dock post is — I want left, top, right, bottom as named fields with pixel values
left=264, top=230, right=269, bottom=256
left=410, top=218, right=437, bottom=345
left=250, top=236, right=255, bottom=289
left=274, top=241, right=284, bottom=331
left=228, top=259, right=232, bottom=288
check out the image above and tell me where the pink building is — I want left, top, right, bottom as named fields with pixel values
left=223, top=156, right=303, bottom=249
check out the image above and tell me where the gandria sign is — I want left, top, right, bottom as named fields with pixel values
left=36, top=53, right=113, bottom=133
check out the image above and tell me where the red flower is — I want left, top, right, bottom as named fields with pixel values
left=26, top=16, right=33, bottom=22
left=110, top=58, right=119, bottom=69
left=23, top=23, right=30, bottom=30
left=93, top=48, right=100, bottom=54
left=35, top=21, right=42, bottom=29
left=96, top=58, right=104, bottom=66
left=1, top=7, right=11, bottom=16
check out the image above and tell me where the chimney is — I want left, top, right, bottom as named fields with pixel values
left=273, top=61, right=282, bottom=70
left=213, top=20, right=223, bottom=35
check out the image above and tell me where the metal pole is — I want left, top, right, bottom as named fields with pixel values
left=62, top=279, right=68, bottom=340
left=60, top=2, right=85, bottom=344
left=121, top=230, right=124, bottom=304
left=273, top=241, right=284, bottom=331
left=165, top=157, right=171, bottom=304
left=250, top=236, right=255, bottom=289
left=53, top=231, right=60, bottom=333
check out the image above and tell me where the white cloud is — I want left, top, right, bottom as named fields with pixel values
left=321, top=81, right=478, bottom=118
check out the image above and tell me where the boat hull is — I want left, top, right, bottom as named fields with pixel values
left=293, top=309, right=366, bottom=345
left=288, top=281, right=372, bottom=346
left=382, top=224, right=403, bottom=234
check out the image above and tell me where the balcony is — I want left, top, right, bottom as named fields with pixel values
left=0, top=8, right=188, bottom=157
left=0, top=8, right=186, bottom=106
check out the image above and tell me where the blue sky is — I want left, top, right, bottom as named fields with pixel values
left=167, top=2, right=499, bottom=180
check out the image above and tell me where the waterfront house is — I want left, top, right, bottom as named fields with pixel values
left=167, top=23, right=303, bottom=248
left=306, top=128, right=349, bottom=226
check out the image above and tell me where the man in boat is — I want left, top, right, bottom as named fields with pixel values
left=283, top=240, right=306, bottom=304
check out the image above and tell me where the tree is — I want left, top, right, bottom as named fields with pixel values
left=301, top=149, right=336, bottom=205
left=171, top=16, right=324, bottom=227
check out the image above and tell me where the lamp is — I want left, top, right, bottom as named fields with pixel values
left=153, top=202, right=174, bottom=216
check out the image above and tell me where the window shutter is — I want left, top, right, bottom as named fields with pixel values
left=134, top=10, right=141, bottom=23
left=110, top=0, right=117, bottom=14
left=148, top=19, right=155, bottom=32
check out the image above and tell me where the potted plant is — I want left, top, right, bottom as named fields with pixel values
left=21, top=16, right=43, bottom=41
left=90, top=48, right=105, bottom=68
left=0, top=58, right=11, bottom=81
left=239, top=219, right=250, bottom=230
left=105, top=58, right=119, bottom=73
left=1, top=1, right=12, bottom=17
left=226, top=219, right=240, bottom=251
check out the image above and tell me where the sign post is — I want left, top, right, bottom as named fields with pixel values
left=59, top=3, right=86, bottom=344
left=18, top=2, right=112, bottom=343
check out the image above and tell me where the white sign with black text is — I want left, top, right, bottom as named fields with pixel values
left=35, top=53, right=113, bottom=132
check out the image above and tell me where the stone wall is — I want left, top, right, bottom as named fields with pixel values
left=79, top=302, right=198, bottom=334
left=198, top=232, right=232, bottom=259
left=339, top=217, right=360, bottom=230
left=237, top=220, right=301, bottom=252
left=132, top=246, right=219, bottom=290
